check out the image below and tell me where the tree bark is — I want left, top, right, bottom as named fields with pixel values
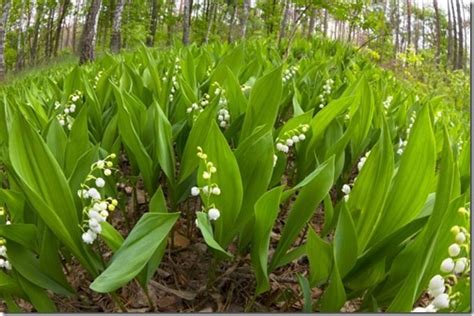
left=455, top=0, right=463, bottom=69
left=166, top=0, right=174, bottom=46
left=72, top=0, right=83, bottom=53
left=447, top=0, right=452, bottom=64
left=31, top=0, right=44, bottom=65
left=433, top=0, right=441, bottom=63
left=79, top=0, right=102, bottom=64
left=204, top=2, right=215, bottom=44
left=239, top=0, right=250, bottom=39
left=228, top=2, right=237, bottom=43
left=53, top=0, right=71, bottom=56
left=323, top=8, right=328, bottom=37
left=146, top=0, right=159, bottom=46
left=394, top=0, right=400, bottom=53
left=450, top=0, right=457, bottom=67
left=307, top=7, right=316, bottom=39
left=0, top=0, right=12, bottom=81
left=182, top=0, right=191, bottom=45
left=278, top=0, right=290, bottom=46
left=110, top=0, right=126, bottom=53
left=45, top=6, right=56, bottom=59
left=16, top=0, right=25, bottom=71
left=406, top=0, right=411, bottom=48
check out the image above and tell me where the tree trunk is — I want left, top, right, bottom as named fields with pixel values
left=239, top=0, right=250, bottom=39
left=462, top=3, right=467, bottom=69
left=394, top=0, right=400, bottom=53
left=16, top=0, right=25, bottom=71
left=0, top=0, right=12, bottom=81
left=79, top=0, right=102, bottom=64
left=45, top=6, right=56, bottom=59
left=307, top=7, right=316, bottom=39
left=72, top=0, right=83, bottom=53
left=455, top=0, right=463, bottom=69
left=53, top=0, right=71, bottom=56
left=323, top=8, right=328, bottom=37
left=433, top=0, right=441, bottom=63
left=278, top=0, right=290, bottom=46
left=450, top=0, right=457, bottom=67
left=406, top=0, right=411, bottom=48
left=110, top=0, right=126, bottom=53
left=228, top=3, right=237, bottom=43
left=31, top=0, right=44, bottom=65
left=447, top=0, right=452, bottom=65
left=204, top=2, right=215, bottom=44
left=166, top=0, right=174, bottom=46
left=146, top=0, right=159, bottom=46
left=182, top=0, right=191, bottom=45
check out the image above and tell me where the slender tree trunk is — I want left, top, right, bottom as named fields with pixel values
left=182, top=0, right=191, bottom=45
left=228, top=3, right=237, bottom=43
left=166, top=0, right=175, bottom=46
left=53, top=0, right=71, bottom=56
left=422, top=3, right=426, bottom=50
left=433, top=0, right=441, bottom=63
left=0, top=0, right=12, bottom=81
left=79, top=0, right=102, bottom=64
left=307, top=7, right=316, bottom=39
left=31, top=0, right=44, bottom=65
left=239, top=0, right=250, bottom=39
left=45, top=6, right=56, bottom=59
left=72, top=0, right=83, bottom=53
left=447, top=0, right=452, bottom=65
left=450, top=0, right=458, bottom=67
left=146, top=0, right=159, bottom=46
left=323, top=8, right=328, bottom=37
left=278, top=0, right=290, bottom=46
left=406, top=0, right=411, bottom=48
left=462, top=3, right=467, bottom=69
left=394, top=0, right=400, bottom=53
left=110, top=0, right=126, bottom=53
left=204, top=2, right=215, bottom=44
left=455, top=0, right=463, bottom=69
left=16, top=0, right=25, bottom=71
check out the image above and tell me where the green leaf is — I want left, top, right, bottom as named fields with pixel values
left=196, top=212, right=232, bottom=258
left=333, top=203, right=358, bottom=278
left=318, top=264, right=346, bottom=312
left=370, top=105, right=436, bottom=243
left=199, top=121, right=243, bottom=247
left=270, top=156, right=335, bottom=271
left=90, top=212, right=179, bottom=293
left=297, top=273, right=313, bottom=312
left=240, top=67, right=282, bottom=142
left=152, top=102, right=176, bottom=184
left=307, top=226, right=332, bottom=286
left=251, top=186, right=283, bottom=294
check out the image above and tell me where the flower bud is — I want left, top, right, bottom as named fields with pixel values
left=455, top=232, right=466, bottom=244
left=95, top=178, right=106, bottom=188
left=203, top=171, right=211, bottom=180
left=450, top=225, right=460, bottom=235
left=104, top=169, right=112, bottom=176
left=211, top=187, right=221, bottom=195
left=341, top=184, right=351, bottom=195
left=454, top=257, right=468, bottom=274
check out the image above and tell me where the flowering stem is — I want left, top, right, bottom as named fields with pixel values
left=110, top=292, right=127, bottom=312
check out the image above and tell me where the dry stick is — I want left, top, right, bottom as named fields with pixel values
left=283, top=5, right=310, bottom=59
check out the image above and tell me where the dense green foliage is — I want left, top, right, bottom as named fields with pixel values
left=0, top=38, right=470, bottom=312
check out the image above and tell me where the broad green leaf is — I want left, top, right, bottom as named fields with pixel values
left=90, top=212, right=179, bottom=293
left=196, top=212, right=232, bottom=258
left=251, top=186, right=283, bottom=294
left=307, top=226, right=332, bottom=286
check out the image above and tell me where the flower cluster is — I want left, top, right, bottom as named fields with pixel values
left=341, top=184, right=351, bottom=202
left=78, top=154, right=118, bottom=244
left=396, top=138, right=408, bottom=156
left=55, top=90, right=82, bottom=130
left=275, top=124, right=309, bottom=153
left=407, top=111, right=416, bottom=135
left=186, top=93, right=210, bottom=120
left=164, top=58, right=180, bottom=103
left=93, top=70, right=103, bottom=89
left=191, top=147, right=221, bottom=221
left=383, top=95, right=393, bottom=109
left=413, top=207, right=471, bottom=312
left=0, top=238, right=11, bottom=270
left=217, top=108, right=230, bottom=128
left=282, top=65, right=298, bottom=84
left=319, top=79, right=334, bottom=109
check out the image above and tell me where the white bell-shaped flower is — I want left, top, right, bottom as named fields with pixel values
left=211, top=187, right=221, bottom=195
left=87, top=188, right=101, bottom=200
left=448, top=243, right=461, bottom=257
left=208, top=208, right=220, bottom=221
left=95, top=177, right=106, bottom=188
left=191, top=186, right=200, bottom=196
left=342, top=184, right=351, bottom=195
left=440, top=258, right=455, bottom=273
left=454, top=257, right=468, bottom=274
left=432, top=293, right=450, bottom=309
left=82, top=230, right=96, bottom=244
left=455, top=232, right=466, bottom=244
